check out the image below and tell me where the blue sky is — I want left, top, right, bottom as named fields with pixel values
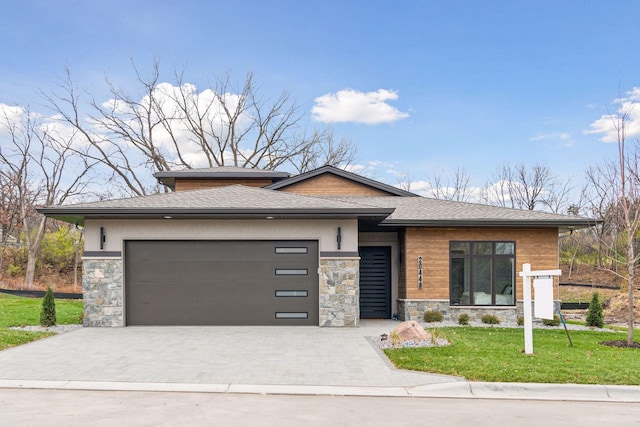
left=1, top=0, right=640, bottom=198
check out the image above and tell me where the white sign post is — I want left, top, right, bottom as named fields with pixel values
left=519, top=263, right=561, bottom=355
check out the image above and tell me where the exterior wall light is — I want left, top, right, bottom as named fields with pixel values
left=100, top=227, right=106, bottom=250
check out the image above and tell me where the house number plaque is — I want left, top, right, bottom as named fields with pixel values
left=418, top=256, right=423, bottom=289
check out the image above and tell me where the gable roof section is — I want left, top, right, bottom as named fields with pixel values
left=264, top=165, right=417, bottom=197
left=331, top=196, right=596, bottom=230
left=39, top=185, right=395, bottom=225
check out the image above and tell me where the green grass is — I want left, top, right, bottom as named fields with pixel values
left=385, top=327, right=640, bottom=385
left=0, top=293, right=83, bottom=351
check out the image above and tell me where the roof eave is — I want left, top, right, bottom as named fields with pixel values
left=39, top=207, right=395, bottom=226
left=378, top=219, right=599, bottom=230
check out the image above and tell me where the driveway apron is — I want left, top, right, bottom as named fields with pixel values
left=0, top=321, right=459, bottom=387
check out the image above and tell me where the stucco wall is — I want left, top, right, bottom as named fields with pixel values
left=84, top=218, right=359, bottom=254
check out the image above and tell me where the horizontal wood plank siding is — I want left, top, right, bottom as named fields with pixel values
left=279, top=174, right=394, bottom=196
left=175, top=179, right=274, bottom=192
left=400, top=227, right=559, bottom=300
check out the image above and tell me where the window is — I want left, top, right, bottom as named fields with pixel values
left=275, top=247, right=308, bottom=254
left=450, top=241, right=515, bottom=306
left=275, top=290, right=308, bottom=297
left=275, top=312, right=308, bottom=319
left=275, top=269, right=308, bottom=275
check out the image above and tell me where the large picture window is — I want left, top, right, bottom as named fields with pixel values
left=450, top=241, right=515, bottom=306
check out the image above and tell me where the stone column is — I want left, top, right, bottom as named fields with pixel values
left=82, top=258, right=124, bottom=327
left=319, top=257, right=360, bottom=327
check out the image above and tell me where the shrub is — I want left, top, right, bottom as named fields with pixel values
left=428, top=327, right=443, bottom=344
left=6, top=263, right=23, bottom=277
left=585, top=292, right=604, bottom=328
left=542, top=315, right=561, bottom=327
left=389, top=331, right=403, bottom=346
left=481, top=314, right=500, bottom=325
left=423, top=310, right=443, bottom=323
left=517, top=316, right=524, bottom=326
left=40, top=227, right=81, bottom=273
left=458, top=313, right=470, bottom=325
left=40, top=287, right=57, bottom=327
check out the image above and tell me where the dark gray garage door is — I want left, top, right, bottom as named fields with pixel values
left=125, top=240, right=318, bottom=326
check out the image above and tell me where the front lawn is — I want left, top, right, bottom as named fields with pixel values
left=0, top=293, right=83, bottom=351
left=385, top=327, right=640, bottom=385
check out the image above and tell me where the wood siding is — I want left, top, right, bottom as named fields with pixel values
left=400, top=227, right=559, bottom=300
left=175, top=178, right=274, bottom=192
left=279, top=174, right=394, bottom=196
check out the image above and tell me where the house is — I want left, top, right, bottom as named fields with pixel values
left=39, top=165, right=593, bottom=327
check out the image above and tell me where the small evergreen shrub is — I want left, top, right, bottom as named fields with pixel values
left=423, top=310, right=443, bottom=323
left=585, top=292, right=604, bottom=328
left=517, top=316, right=524, bottom=326
left=542, top=315, right=561, bottom=327
left=458, top=313, right=470, bottom=325
left=481, top=314, right=500, bottom=325
left=40, top=287, right=57, bottom=327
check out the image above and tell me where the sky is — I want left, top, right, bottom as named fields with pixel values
left=1, top=0, right=640, bottom=201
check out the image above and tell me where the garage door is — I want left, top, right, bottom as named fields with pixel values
left=124, top=240, right=318, bottom=326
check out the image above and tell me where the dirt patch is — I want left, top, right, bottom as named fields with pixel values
left=559, top=285, right=619, bottom=304
left=561, top=264, right=621, bottom=287
left=0, top=275, right=81, bottom=294
left=603, top=293, right=640, bottom=325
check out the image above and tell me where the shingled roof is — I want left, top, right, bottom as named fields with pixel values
left=330, top=196, right=595, bottom=230
left=39, top=185, right=395, bottom=225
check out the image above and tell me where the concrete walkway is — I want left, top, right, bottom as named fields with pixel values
left=0, top=320, right=638, bottom=402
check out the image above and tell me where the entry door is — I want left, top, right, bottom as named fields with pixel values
left=359, top=246, right=391, bottom=319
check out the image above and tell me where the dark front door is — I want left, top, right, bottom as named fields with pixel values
left=359, top=246, right=391, bottom=319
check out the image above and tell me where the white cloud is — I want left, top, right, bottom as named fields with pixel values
left=402, top=179, right=432, bottom=195
left=529, top=132, right=571, bottom=142
left=311, top=89, right=409, bottom=124
left=529, top=131, right=574, bottom=147
left=586, top=87, right=640, bottom=143
left=0, top=103, right=29, bottom=134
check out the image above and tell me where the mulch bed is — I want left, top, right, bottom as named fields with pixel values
left=600, top=340, right=640, bottom=349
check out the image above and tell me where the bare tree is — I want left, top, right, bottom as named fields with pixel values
left=0, top=170, right=22, bottom=272
left=584, top=168, right=618, bottom=269
left=431, top=167, right=473, bottom=202
left=589, top=100, right=639, bottom=345
left=395, top=172, right=413, bottom=193
left=0, top=107, right=93, bottom=287
left=44, top=63, right=356, bottom=196
left=483, top=163, right=562, bottom=211
left=286, top=128, right=356, bottom=174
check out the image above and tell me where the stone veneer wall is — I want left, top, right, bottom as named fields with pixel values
left=82, top=258, right=124, bottom=327
left=397, top=299, right=561, bottom=324
left=319, top=257, right=360, bottom=327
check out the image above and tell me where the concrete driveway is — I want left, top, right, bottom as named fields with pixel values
left=0, top=320, right=460, bottom=389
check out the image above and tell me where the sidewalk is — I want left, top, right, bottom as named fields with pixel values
left=1, top=378, right=639, bottom=402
